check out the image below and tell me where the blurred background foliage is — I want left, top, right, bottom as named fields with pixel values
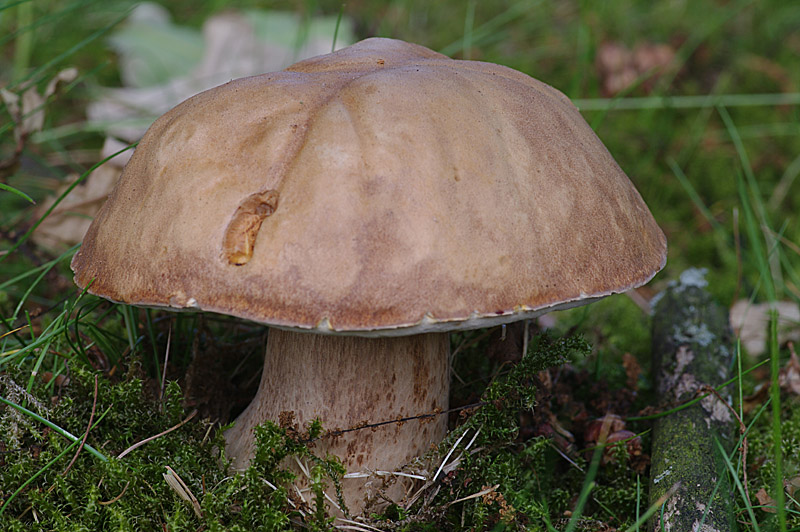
left=2, top=0, right=798, bottom=304
left=1, top=0, right=799, bottom=529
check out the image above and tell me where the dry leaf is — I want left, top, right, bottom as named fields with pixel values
left=32, top=156, right=122, bottom=249
left=785, top=475, right=800, bottom=498
left=34, top=6, right=354, bottom=250
left=622, top=352, right=642, bottom=389
left=87, top=4, right=354, bottom=142
left=730, top=300, right=800, bottom=356
left=0, top=68, right=78, bottom=142
left=595, top=41, right=676, bottom=96
left=584, top=414, right=626, bottom=444
left=595, top=42, right=636, bottom=96
left=779, top=344, right=800, bottom=396
left=755, top=488, right=777, bottom=513
left=163, top=465, right=203, bottom=518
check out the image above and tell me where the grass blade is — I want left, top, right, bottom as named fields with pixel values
left=0, top=183, right=35, bottom=204
left=0, top=144, right=135, bottom=264
left=17, top=7, right=130, bottom=89
left=0, top=395, right=108, bottom=462
left=715, top=437, right=762, bottom=531
left=0, top=404, right=111, bottom=516
left=573, top=92, right=800, bottom=111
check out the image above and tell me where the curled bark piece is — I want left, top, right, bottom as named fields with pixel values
left=649, top=269, right=736, bottom=532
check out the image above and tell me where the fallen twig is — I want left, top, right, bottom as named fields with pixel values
left=649, top=270, right=737, bottom=532
left=98, top=481, right=130, bottom=506
left=117, top=409, right=197, bottom=459
left=62, top=374, right=98, bottom=475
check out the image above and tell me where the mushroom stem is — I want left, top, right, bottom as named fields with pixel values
left=224, top=328, right=450, bottom=513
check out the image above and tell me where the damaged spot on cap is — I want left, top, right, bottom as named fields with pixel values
left=222, top=189, right=279, bottom=265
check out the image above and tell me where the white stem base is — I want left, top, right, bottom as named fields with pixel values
left=224, top=328, right=450, bottom=515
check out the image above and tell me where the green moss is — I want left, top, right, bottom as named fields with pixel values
left=377, top=333, right=598, bottom=530
left=0, top=364, right=345, bottom=531
left=554, top=294, right=653, bottom=392
left=747, top=395, right=800, bottom=529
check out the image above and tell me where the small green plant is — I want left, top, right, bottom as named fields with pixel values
left=374, top=333, right=596, bottom=531
left=0, top=363, right=348, bottom=531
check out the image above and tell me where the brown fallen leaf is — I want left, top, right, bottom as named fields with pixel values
left=785, top=475, right=800, bottom=498
left=632, top=43, right=676, bottom=92
left=778, top=343, right=800, bottom=396
left=595, top=41, right=676, bottom=96
left=595, top=42, right=637, bottom=96
left=755, top=488, right=777, bottom=513
left=730, top=300, right=800, bottom=356
left=622, top=352, right=642, bottom=389
left=0, top=68, right=78, bottom=144
left=1, top=68, right=78, bottom=176
left=88, top=6, right=354, bottom=142
left=604, top=429, right=644, bottom=464
left=32, top=161, right=122, bottom=250
left=583, top=413, right=626, bottom=444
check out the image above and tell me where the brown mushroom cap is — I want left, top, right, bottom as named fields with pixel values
left=71, top=37, right=666, bottom=335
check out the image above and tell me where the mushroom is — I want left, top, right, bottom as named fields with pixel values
left=71, top=38, right=666, bottom=514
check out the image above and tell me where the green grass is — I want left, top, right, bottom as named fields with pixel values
left=2, top=0, right=799, bottom=529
